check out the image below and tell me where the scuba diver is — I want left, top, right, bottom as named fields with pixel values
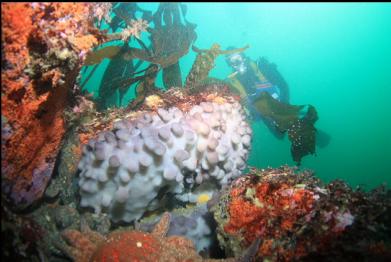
left=225, top=48, right=330, bottom=164
left=225, top=49, right=291, bottom=139
left=226, top=52, right=289, bottom=104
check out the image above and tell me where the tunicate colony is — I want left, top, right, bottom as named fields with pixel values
left=78, top=101, right=252, bottom=222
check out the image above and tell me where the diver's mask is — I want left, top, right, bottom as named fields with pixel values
left=227, top=53, right=247, bottom=74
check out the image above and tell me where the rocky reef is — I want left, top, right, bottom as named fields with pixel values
left=1, top=3, right=102, bottom=210
left=209, top=166, right=391, bottom=261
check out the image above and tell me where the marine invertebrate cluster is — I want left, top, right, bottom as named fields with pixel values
left=121, top=18, right=149, bottom=40
left=210, top=166, right=391, bottom=261
left=145, top=94, right=165, bottom=110
left=2, top=3, right=390, bottom=262
left=1, top=3, right=101, bottom=209
left=26, top=3, right=99, bottom=82
left=90, top=2, right=112, bottom=26
left=78, top=97, right=252, bottom=222
left=58, top=212, right=233, bottom=262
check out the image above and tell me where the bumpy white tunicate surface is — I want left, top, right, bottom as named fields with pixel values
left=77, top=101, right=252, bottom=222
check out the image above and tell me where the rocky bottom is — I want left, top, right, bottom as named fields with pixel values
left=2, top=166, right=391, bottom=261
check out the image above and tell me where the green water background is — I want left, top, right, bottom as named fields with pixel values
left=82, top=3, right=391, bottom=190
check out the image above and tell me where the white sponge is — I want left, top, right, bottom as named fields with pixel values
left=78, top=100, right=252, bottom=223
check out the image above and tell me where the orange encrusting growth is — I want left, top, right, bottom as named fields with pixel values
left=1, top=3, right=32, bottom=77
left=1, top=3, right=62, bottom=196
left=1, top=2, right=98, bottom=207
left=224, top=180, right=316, bottom=260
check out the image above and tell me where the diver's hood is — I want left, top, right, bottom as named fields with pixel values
left=227, top=53, right=248, bottom=74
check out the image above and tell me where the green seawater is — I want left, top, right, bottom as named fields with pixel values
left=81, top=3, right=391, bottom=190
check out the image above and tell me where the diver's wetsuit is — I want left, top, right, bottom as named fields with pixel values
left=228, top=59, right=286, bottom=119
left=236, top=63, right=281, bottom=100
left=227, top=59, right=289, bottom=139
left=257, top=57, right=290, bottom=103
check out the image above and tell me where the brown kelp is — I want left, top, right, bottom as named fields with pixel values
left=253, top=92, right=304, bottom=132
left=185, top=44, right=249, bottom=93
left=127, top=64, right=160, bottom=110
left=83, top=3, right=197, bottom=110
left=87, top=3, right=153, bottom=110
left=148, top=3, right=197, bottom=89
left=288, top=105, right=318, bottom=164
left=253, top=92, right=318, bottom=164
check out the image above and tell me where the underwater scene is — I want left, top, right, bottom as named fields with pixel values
left=2, top=2, right=391, bottom=261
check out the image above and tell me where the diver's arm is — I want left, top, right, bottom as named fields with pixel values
left=225, top=74, right=247, bottom=98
